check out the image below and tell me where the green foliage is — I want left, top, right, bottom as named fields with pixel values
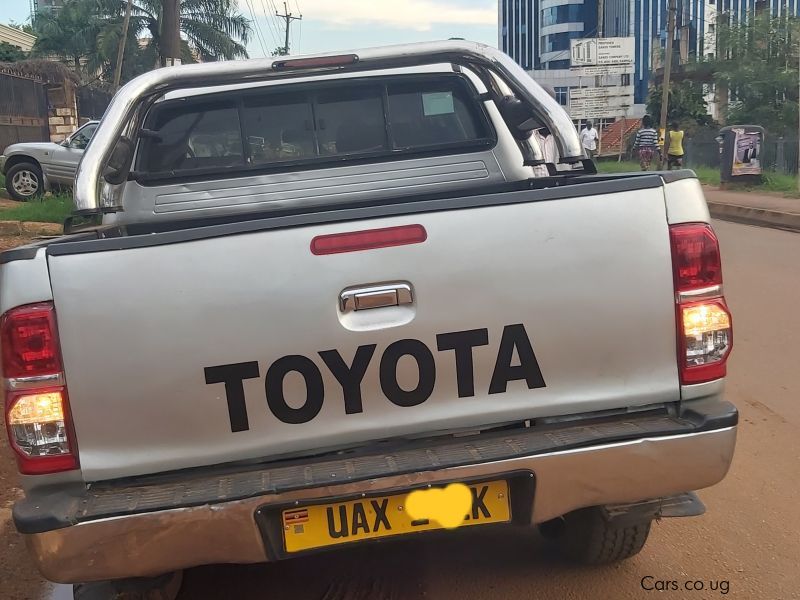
left=709, top=12, right=800, bottom=134
left=646, top=81, right=713, bottom=129
left=8, top=21, right=35, bottom=35
left=31, top=0, right=251, bottom=85
left=0, top=41, right=26, bottom=62
left=0, top=195, right=74, bottom=224
left=272, top=46, right=288, bottom=56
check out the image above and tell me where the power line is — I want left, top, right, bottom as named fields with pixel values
left=262, top=0, right=284, bottom=50
left=243, top=0, right=268, bottom=57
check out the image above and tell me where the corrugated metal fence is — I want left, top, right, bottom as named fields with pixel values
left=0, top=71, right=49, bottom=149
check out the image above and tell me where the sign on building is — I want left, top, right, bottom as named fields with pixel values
left=570, top=37, right=635, bottom=68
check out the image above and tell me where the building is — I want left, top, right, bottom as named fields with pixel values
left=499, top=0, right=709, bottom=112
left=0, top=23, right=36, bottom=53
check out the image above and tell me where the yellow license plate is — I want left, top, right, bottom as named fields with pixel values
left=282, top=480, right=510, bottom=553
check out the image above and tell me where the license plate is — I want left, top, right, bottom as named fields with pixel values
left=282, top=480, right=510, bottom=553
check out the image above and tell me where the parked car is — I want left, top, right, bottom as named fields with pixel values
left=0, top=42, right=736, bottom=599
left=0, top=120, right=99, bottom=201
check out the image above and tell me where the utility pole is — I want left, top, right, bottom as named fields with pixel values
left=660, top=0, right=677, bottom=169
left=276, top=1, right=302, bottom=55
left=113, top=0, right=133, bottom=91
left=597, top=0, right=604, bottom=37
left=160, top=0, right=182, bottom=67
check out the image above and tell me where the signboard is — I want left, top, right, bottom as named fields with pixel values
left=568, top=106, right=630, bottom=120
left=569, top=85, right=634, bottom=100
left=569, top=95, right=632, bottom=110
left=570, top=37, right=635, bottom=67
left=571, top=64, right=635, bottom=76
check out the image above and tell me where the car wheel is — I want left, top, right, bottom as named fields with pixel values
left=6, top=162, right=44, bottom=201
left=540, top=506, right=652, bottom=565
left=72, top=571, right=183, bottom=600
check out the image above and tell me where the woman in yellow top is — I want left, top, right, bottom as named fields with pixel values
left=667, top=121, right=685, bottom=170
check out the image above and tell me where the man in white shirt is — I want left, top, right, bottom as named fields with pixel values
left=532, top=127, right=560, bottom=177
left=580, top=121, right=599, bottom=161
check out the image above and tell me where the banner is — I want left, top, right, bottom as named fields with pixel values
left=731, top=128, right=762, bottom=176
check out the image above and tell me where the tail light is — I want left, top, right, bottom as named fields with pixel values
left=669, top=224, right=732, bottom=385
left=1, top=302, right=78, bottom=474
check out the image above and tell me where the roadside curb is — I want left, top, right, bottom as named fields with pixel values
left=707, top=202, right=800, bottom=233
left=0, top=221, right=62, bottom=236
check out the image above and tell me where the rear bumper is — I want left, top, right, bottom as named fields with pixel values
left=19, top=399, right=737, bottom=583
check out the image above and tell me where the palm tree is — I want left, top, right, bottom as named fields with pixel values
left=33, top=0, right=250, bottom=84
left=105, top=0, right=251, bottom=63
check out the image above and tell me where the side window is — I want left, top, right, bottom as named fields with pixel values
left=387, top=81, right=487, bottom=149
left=242, top=93, right=315, bottom=164
left=315, top=87, right=386, bottom=156
left=71, top=123, right=97, bottom=149
left=144, top=102, right=244, bottom=172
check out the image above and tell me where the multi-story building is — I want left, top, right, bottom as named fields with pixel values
left=499, top=0, right=709, bottom=112
left=501, top=0, right=800, bottom=114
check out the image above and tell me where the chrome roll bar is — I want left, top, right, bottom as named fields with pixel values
left=74, top=40, right=584, bottom=214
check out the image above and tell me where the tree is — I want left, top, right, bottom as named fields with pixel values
left=709, top=12, right=800, bottom=133
left=646, top=81, right=712, bottom=128
left=31, top=0, right=251, bottom=85
left=0, top=42, right=27, bottom=62
left=271, top=46, right=288, bottom=56
left=101, top=0, right=251, bottom=63
left=31, top=0, right=107, bottom=76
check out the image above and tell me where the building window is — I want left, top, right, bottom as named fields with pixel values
left=547, top=59, right=571, bottom=70
left=554, top=87, right=569, bottom=106
left=541, top=32, right=581, bottom=54
left=541, top=5, right=583, bottom=27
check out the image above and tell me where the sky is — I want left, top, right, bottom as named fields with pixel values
left=0, top=0, right=499, bottom=59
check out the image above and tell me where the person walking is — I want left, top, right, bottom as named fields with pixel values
left=580, top=121, right=598, bottom=161
left=633, top=115, right=659, bottom=171
left=667, top=121, right=685, bottom=170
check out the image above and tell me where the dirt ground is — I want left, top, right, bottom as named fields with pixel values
left=0, top=236, right=52, bottom=600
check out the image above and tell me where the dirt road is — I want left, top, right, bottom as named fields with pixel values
left=3, top=220, right=799, bottom=599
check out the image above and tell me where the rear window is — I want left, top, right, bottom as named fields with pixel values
left=138, top=75, right=492, bottom=179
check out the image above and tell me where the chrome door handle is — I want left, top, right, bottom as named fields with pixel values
left=340, top=283, right=413, bottom=312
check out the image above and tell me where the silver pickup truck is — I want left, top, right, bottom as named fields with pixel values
left=1, top=42, right=736, bottom=599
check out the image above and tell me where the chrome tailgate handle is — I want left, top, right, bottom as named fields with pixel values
left=340, top=283, right=413, bottom=312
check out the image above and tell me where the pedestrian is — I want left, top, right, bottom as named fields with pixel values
left=667, top=121, right=685, bottom=170
left=580, top=121, right=598, bottom=161
left=633, top=115, right=659, bottom=171
left=532, top=126, right=560, bottom=177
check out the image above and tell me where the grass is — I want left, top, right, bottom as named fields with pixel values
left=597, top=159, right=798, bottom=196
left=0, top=194, right=73, bottom=224
left=0, top=171, right=74, bottom=223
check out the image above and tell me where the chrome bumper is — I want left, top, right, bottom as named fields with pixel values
left=25, top=425, right=737, bottom=583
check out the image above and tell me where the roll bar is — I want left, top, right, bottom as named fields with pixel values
left=74, top=40, right=584, bottom=214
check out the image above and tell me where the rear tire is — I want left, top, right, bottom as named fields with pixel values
left=72, top=571, right=183, bottom=600
left=542, top=506, right=652, bottom=565
left=6, top=161, right=44, bottom=201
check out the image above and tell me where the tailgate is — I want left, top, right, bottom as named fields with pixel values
left=48, top=181, right=680, bottom=480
